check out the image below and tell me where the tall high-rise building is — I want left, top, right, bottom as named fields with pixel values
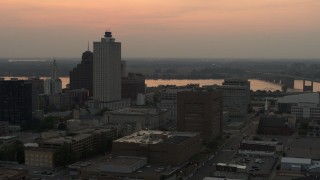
left=0, top=79, right=32, bottom=125
left=70, top=46, right=94, bottom=96
left=177, top=91, right=223, bottom=141
left=44, top=60, right=62, bottom=95
left=93, top=32, right=121, bottom=103
left=218, top=79, right=250, bottom=122
left=29, top=77, right=44, bottom=111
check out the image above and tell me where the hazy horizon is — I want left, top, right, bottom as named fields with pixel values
left=1, top=0, right=320, bottom=59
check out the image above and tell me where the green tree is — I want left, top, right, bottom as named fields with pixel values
left=0, top=140, right=25, bottom=163
left=53, top=144, right=78, bottom=167
left=37, top=116, right=59, bottom=132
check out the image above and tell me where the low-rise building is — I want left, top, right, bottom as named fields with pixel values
left=40, top=128, right=116, bottom=158
left=0, top=121, right=9, bottom=136
left=258, top=116, right=293, bottom=135
left=112, top=130, right=201, bottom=165
left=69, top=156, right=181, bottom=180
left=0, top=168, right=29, bottom=180
left=25, top=147, right=54, bottom=167
left=104, top=107, right=170, bottom=135
left=240, top=140, right=283, bottom=152
left=0, top=135, right=17, bottom=147
left=281, top=157, right=312, bottom=172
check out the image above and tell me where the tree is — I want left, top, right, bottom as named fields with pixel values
left=53, top=144, right=78, bottom=167
left=37, top=116, right=58, bottom=132
left=0, top=140, right=25, bottom=163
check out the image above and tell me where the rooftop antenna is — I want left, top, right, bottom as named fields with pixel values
left=87, top=41, right=90, bottom=51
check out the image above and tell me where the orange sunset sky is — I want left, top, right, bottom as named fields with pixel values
left=0, top=0, right=320, bottom=59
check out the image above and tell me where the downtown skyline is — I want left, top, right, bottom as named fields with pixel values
left=0, top=0, right=320, bottom=59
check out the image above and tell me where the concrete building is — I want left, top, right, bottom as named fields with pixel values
left=112, top=130, right=201, bottom=165
left=239, top=140, right=283, bottom=152
left=104, top=107, right=170, bottom=135
left=157, top=87, right=193, bottom=122
left=69, top=156, right=181, bottom=180
left=40, top=128, right=117, bottom=158
left=69, top=48, right=93, bottom=96
left=0, top=121, right=9, bottom=136
left=44, top=60, right=62, bottom=95
left=41, top=133, right=95, bottom=158
left=281, top=157, right=312, bottom=172
left=121, top=73, right=146, bottom=101
left=291, top=103, right=320, bottom=123
left=93, top=31, right=121, bottom=104
left=0, top=79, right=32, bottom=125
left=277, top=93, right=319, bottom=113
left=0, top=168, right=29, bottom=180
left=25, top=147, right=54, bottom=167
left=0, top=136, right=17, bottom=147
left=258, top=116, right=294, bottom=135
left=39, top=89, right=89, bottom=111
left=177, top=91, right=223, bottom=141
left=218, top=79, right=250, bottom=122
left=29, top=77, right=44, bottom=111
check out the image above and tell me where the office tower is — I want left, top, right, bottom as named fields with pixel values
left=0, top=79, right=32, bottom=125
left=121, top=60, right=127, bottom=78
left=93, top=32, right=121, bottom=102
left=121, top=73, right=145, bottom=101
left=218, top=79, right=250, bottom=122
left=69, top=46, right=94, bottom=96
left=44, top=60, right=62, bottom=94
left=29, top=77, right=44, bottom=111
left=177, top=91, right=223, bottom=141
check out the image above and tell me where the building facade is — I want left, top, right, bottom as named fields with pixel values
left=218, top=79, right=250, bottom=122
left=25, top=147, right=54, bottom=167
left=0, top=79, right=32, bottom=125
left=69, top=49, right=94, bottom=96
left=0, top=121, right=9, bottom=136
left=93, top=32, right=121, bottom=103
left=112, top=130, right=201, bottom=165
left=44, top=60, right=62, bottom=95
left=177, top=91, right=223, bottom=141
left=121, top=73, right=145, bottom=101
left=104, top=107, right=170, bottom=135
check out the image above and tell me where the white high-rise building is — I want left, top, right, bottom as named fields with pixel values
left=93, top=32, right=121, bottom=102
left=44, top=60, right=62, bottom=94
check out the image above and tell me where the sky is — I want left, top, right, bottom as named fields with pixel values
left=0, top=0, right=320, bottom=59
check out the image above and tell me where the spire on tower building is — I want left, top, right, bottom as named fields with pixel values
left=52, top=59, right=58, bottom=80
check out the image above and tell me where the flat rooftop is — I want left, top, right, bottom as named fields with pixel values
left=0, top=135, right=17, bottom=140
left=216, top=163, right=246, bottom=170
left=114, top=130, right=198, bottom=145
left=43, top=133, right=92, bottom=144
left=281, top=157, right=311, bottom=165
left=105, top=156, right=147, bottom=167
left=241, top=140, right=280, bottom=146
left=108, top=107, right=166, bottom=116
left=0, top=168, right=27, bottom=178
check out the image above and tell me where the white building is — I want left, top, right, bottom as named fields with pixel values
left=44, top=60, right=62, bottom=94
left=281, top=157, right=312, bottom=172
left=93, top=31, right=121, bottom=103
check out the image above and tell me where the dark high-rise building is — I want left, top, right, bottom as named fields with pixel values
left=69, top=48, right=93, bottom=96
left=29, top=77, right=44, bottom=111
left=0, top=79, right=32, bottom=125
left=121, top=73, right=146, bottom=100
left=177, top=91, right=223, bottom=142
